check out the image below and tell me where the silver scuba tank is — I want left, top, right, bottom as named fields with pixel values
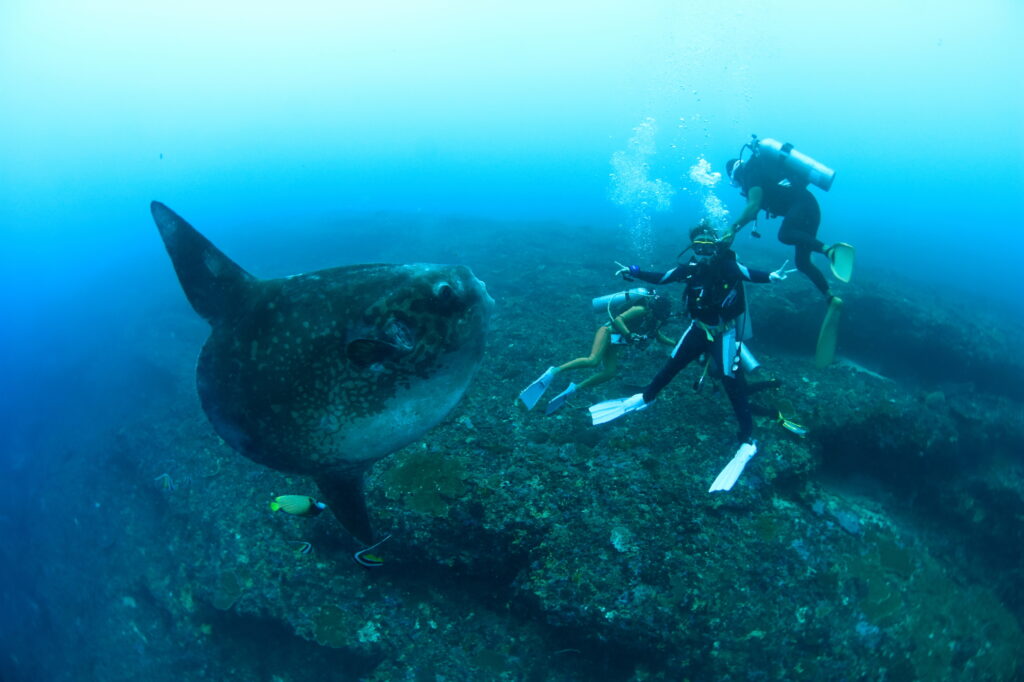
left=739, top=344, right=760, bottom=372
left=757, top=138, right=835, bottom=192
left=592, top=287, right=652, bottom=319
left=722, top=330, right=760, bottom=378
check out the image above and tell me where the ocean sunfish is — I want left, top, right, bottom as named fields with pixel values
left=151, top=201, right=493, bottom=546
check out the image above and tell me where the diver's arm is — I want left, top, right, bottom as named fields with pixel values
left=628, top=265, right=691, bottom=285
left=730, top=259, right=772, bottom=284
left=728, top=186, right=763, bottom=235
left=612, top=306, right=647, bottom=336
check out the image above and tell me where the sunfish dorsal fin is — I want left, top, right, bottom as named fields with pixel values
left=151, top=201, right=257, bottom=323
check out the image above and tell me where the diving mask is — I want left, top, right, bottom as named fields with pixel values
left=691, top=237, right=720, bottom=258
left=728, top=159, right=744, bottom=187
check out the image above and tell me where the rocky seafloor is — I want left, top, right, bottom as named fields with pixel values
left=4, top=215, right=1023, bottom=681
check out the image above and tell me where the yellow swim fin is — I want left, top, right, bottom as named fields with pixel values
left=815, top=296, right=843, bottom=369
left=826, top=243, right=855, bottom=283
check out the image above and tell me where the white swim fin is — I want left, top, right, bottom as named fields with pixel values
left=519, top=367, right=557, bottom=410
left=588, top=393, right=651, bottom=425
left=709, top=441, right=758, bottom=492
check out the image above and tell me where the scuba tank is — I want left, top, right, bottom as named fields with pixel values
left=736, top=135, right=835, bottom=192
left=592, top=287, right=652, bottom=322
left=756, top=138, right=835, bottom=191
left=739, top=344, right=760, bottom=372
left=720, top=331, right=761, bottom=378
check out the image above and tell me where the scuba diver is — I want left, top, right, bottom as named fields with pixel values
left=725, top=136, right=855, bottom=367
left=588, top=222, right=791, bottom=491
left=724, top=136, right=854, bottom=300
left=519, top=290, right=676, bottom=415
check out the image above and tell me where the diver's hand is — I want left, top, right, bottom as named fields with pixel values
left=770, top=260, right=798, bottom=282
left=629, top=333, right=646, bottom=344
left=615, top=261, right=639, bottom=281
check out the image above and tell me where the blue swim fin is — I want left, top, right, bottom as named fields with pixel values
left=519, top=367, right=557, bottom=410
left=545, top=383, right=577, bottom=415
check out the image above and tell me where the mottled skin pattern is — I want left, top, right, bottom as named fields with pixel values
left=197, top=263, right=491, bottom=474
left=151, top=201, right=492, bottom=544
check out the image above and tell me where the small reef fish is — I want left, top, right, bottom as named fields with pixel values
left=269, top=495, right=326, bottom=517
left=777, top=412, right=808, bottom=437
left=353, top=534, right=392, bottom=569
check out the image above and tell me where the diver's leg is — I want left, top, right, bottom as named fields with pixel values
left=577, top=344, right=619, bottom=390
left=642, top=323, right=708, bottom=402
left=712, top=346, right=755, bottom=443
left=795, top=244, right=830, bottom=296
left=776, top=193, right=824, bottom=250
left=778, top=199, right=830, bottom=297
left=558, top=326, right=611, bottom=372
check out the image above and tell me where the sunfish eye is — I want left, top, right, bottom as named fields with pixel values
left=433, top=281, right=455, bottom=301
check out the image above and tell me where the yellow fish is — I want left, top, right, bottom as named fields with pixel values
left=777, top=412, right=808, bottom=437
left=269, top=495, right=326, bottom=517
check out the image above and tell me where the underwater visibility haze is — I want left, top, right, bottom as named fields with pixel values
left=1, top=1, right=1023, bottom=680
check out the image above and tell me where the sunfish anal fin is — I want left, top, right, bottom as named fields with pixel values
left=314, top=470, right=377, bottom=546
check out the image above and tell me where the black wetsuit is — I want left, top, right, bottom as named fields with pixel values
left=630, top=251, right=771, bottom=443
left=738, top=154, right=829, bottom=296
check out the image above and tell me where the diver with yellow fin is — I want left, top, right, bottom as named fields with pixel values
left=724, top=136, right=854, bottom=366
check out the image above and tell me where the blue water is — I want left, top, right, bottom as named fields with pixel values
left=1, top=2, right=1022, bottom=679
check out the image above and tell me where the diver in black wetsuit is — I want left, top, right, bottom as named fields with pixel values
left=589, top=223, right=787, bottom=447
left=726, top=150, right=841, bottom=301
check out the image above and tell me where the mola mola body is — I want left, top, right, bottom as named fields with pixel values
left=151, top=201, right=492, bottom=546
